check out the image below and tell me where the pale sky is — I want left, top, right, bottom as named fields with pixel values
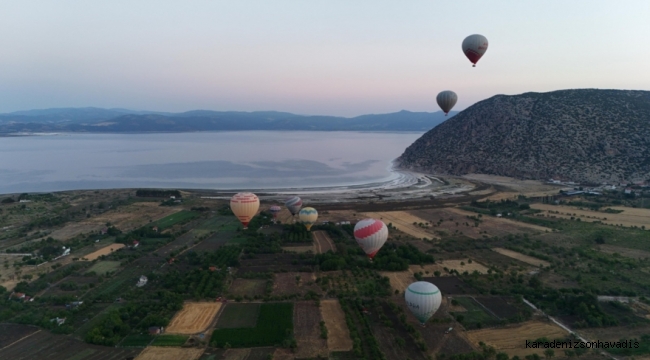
left=1, top=1, right=649, bottom=116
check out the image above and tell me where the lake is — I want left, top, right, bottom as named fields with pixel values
left=0, top=131, right=423, bottom=194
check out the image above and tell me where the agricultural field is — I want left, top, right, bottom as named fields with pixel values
left=531, top=203, right=650, bottom=228
left=421, top=276, right=477, bottom=295
left=320, top=299, right=353, bottom=352
left=136, top=346, right=204, bottom=360
left=151, top=210, right=200, bottom=230
left=210, top=303, right=294, bottom=348
left=313, top=230, right=336, bottom=253
left=465, top=320, right=569, bottom=358
left=272, top=272, right=319, bottom=297
left=492, top=247, right=550, bottom=267
left=293, top=301, right=328, bottom=359
left=362, top=211, right=437, bottom=239
left=0, top=324, right=39, bottom=348
left=409, top=259, right=490, bottom=277
left=150, top=335, right=189, bottom=346
left=80, top=243, right=125, bottom=261
left=215, top=303, right=261, bottom=329
left=281, top=245, right=313, bottom=253
left=90, top=201, right=183, bottom=232
left=85, top=260, right=121, bottom=275
left=229, top=279, right=267, bottom=297
left=166, top=302, right=223, bottom=334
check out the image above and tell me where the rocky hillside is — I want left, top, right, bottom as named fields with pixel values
left=397, top=89, right=650, bottom=183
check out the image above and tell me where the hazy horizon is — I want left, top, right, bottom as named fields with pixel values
left=1, top=1, right=649, bottom=116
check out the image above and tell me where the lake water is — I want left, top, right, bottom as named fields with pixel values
left=0, top=131, right=423, bottom=194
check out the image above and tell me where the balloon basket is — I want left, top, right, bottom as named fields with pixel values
left=419, top=323, right=426, bottom=328
left=472, top=64, right=476, bottom=67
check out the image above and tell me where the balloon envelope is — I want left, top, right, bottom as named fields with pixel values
left=285, top=196, right=303, bottom=216
left=405, top=281, right=442, bottom=324
left=353, top=219, right=388, bottom=259
left=230, top=192, right=260, bottom=229
left=436, top=91, right=458, bottom=115
left=298, top=207, right=318, bottom=231
left=269, top=205, right=282, bottom=219
left=462, top=34, right=488, bottom=66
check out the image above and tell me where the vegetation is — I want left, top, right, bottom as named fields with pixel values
left=210, top=303, right=294, bottom=348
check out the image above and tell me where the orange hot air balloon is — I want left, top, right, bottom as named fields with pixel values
left=230, top=192, right=260, bottom=229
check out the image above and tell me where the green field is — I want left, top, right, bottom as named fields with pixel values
left=451, top=297, right=499, bottom=329
left=152, top=210, right=199, bottom=230
left=215, top=303, right=261, bottom=329
left=119, top=334, right=153, bottom=347
left=150, top=335, right=188, bottom=346
left=193, top=216, right=234, bottom=237
left=86, top=261, right=121, bottom=275
left=210, top=303, right=294, bottom=348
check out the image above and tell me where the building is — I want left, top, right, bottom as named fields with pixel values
left=136, top=275, right=148, bottom=287
left=148, top=326, right=163, bottom=335
left=133, top=240, right=140, bottom=248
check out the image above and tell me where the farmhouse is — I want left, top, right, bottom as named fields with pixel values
left=136, top=275, right=148, bottom=287
left=148, top=326, right=164, bottom=335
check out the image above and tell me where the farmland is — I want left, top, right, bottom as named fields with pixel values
left=1, top=184, right=650, bottom=360
left=166, top=302, right=223, bottom=334
left=80, top=243, right=125, bottom=261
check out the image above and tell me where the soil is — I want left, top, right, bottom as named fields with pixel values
left=598, top=244, right=650, bottom=259
left=474, top=296, right=520, bottom=319
left=380, top=271, right=415, bottom=293
left=0, top=324, right=39, bottom=349
left=362, top=211, right=438, bottom=240
left=493, top=248, right=550, bottom=267
left=293, top=301, right=328, bottom=359
left=465, top=320, right=569, bottom=358
left=166, top=302, right=223, bottom=334
left=238, top=254, right=313, bottom=273
left=222, top=348, right=250, bottom=360
left=229, top=279, right=267, bottom=297
left=313, top=230, right=336, bottom=253
left=136, top=347, right=204, bottom=360
left=409, top=260, right=489, bottom=277
left=272, top=272, right=320, bottom=297
left=80, top=243, right=126, bottom=261
left=320, top=299, right=353, bottom=352
left=531, top=203, right=650, bottom=228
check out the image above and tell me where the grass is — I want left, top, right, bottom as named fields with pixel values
left=152, top=210, right=200, bottom=230
left=150, top=334, right=189, bottom=346
left=120, top=334, right=154, bottom=347
left=215, top=303, right=261, bottom=328
left=451, top=297, right=499, bottom=329
left=210, top=303, right=293, bottom=348
left=86, top=261, right=121, bottom=275
left=193, top=216, right=233, bottom=237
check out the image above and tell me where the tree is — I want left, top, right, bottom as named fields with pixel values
left=496, top=353, right=510, bottom=360
left=544, top=349, right=554, bottom=359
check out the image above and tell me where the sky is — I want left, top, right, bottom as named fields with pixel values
left=1, top=1, right=649, bottom=116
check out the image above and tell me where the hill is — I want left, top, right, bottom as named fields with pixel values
left=0, top=108, right=455, bottom=133
left=397, top=89, right=650, bottom=183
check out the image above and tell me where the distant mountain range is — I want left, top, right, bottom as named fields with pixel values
left=397, top=89, right=650, bottom=183
left=0, top=107, right=456, bottom=133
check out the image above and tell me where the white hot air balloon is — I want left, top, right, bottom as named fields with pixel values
left=353, top=219, right=388, bottom=260
left=405, top=281, right=442, bottom=325
left=436, top=91, right=458, bottom=116
left=462, top=34, right=488, bottom=67
left=230, top=192, right=260, bottom=229
left=298, top=207, right=318, bottom=231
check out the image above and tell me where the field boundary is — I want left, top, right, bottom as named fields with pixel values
left=0, top=329, right=41, bottom=351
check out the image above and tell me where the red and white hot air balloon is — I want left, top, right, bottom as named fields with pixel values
left=354, top=219, right=388, bottom=259
left=269, top=205, right=282, bottom=222
left=462, top=34, right=488, bottom=67
left=230, top=192, right=260, bottom=229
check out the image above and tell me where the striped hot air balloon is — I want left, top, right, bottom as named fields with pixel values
left=230, top=192, right=260, bottom=229
left=284, top=196, right=303, bottom=216
left=353, top=219, right=388, bottom=259
left=436, top=91, right=458, bottom=116
left=269, top=205, right=282, bottom=222
left=298, top=207, right=318, bottom=231
left=405, top=281, right=442, bottom=325
left=462, top=34, right=488, bottom=67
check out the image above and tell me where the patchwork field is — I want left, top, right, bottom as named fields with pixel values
left=136, top=346, right=204, bottom=360
left=531, top=203, right=650, bottom=228
left=90, top=201, right=183, bottom=232
left=492, top=248, right=550, bottom=267
left=50, top=222, right=104, bottom=241
left=81, top=243, right=126, bottom=261
left=272, top=272, right=319, bottom=296
left=362, top=211, right=437, bottom=240
left=320, top=299, right=353, bottom=351
left=293, top=301, right=328, bottom=359
left=465, top=320, right=569, bottom=358
left=445, top=207, right=552, bottom=233
left=166, top=302, right=223, bottom=334
left=86, top=260, right=121, bottom=275
left=215, top=303, right=261, bottom=329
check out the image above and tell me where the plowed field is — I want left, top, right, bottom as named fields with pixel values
left=166, top=302, right=222, bottom=334
left=81, top=243, right=125, bottom=261
left=493, top=248, right=550, bottom=267
left=362, top=211, right=437, bottom=240
left=136, top=347, right=204, bottom=360
left=313, top=230, right=336, bottom=253
left=294, top=301, right=328, bottom=358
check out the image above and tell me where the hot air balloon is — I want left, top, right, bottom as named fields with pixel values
left=269, top=205, right=282, bottom=222
left=285, top=196, right=303, bottom=217
left=353, top=219, right=388, bottom=260
left=298, top=207, right=318, bottom=231
left=462, top=34, right=488, bottom=67
left=405, top=281, right=442, bottom=326
left=436, top=91, right=458, bottom=116
left=230, top=192, right=260, bottom=229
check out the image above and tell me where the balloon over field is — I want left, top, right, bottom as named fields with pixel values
left=353, top=219, right=388, bottom=259
left=230, top=192, right=260, bottom=229
left=462, top=34, right=488, bottom=67
left=269, top=205, right=282, bottom=221
left=405, top=281, right=442, bottom=325
left=285, top=196, right=303, bottom=216
left=298, top=207, right=318, bottom=231
left=436, top=91, right=458, bottom=115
